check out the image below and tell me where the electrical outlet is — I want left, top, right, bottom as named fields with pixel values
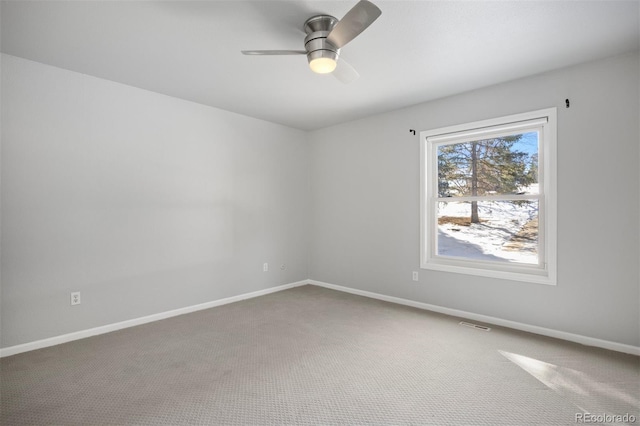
left=412, top=271, right=419, bottom=281
left=71, top=291, right=81, bottom=306
left=263, top=262, right=269, bottom=272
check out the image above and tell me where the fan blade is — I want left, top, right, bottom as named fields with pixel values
left=327, top=0, right=381, bottom=49
left=241, top=50, right=306, bottom=55
left=333, top=58, right=360, bottom=84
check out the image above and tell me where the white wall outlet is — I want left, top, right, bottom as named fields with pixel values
left=263, top=262, right=269, bottom=272
left=71, top=291, right=81, bottom=305
left=412, top=271, right=419, bottom=281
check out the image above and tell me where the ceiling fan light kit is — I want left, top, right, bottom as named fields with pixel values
left=309, top=55, right=338, bottom=74
left=241, top=0, right=381, bottom=83
left=304, top=16, right=339, bottom=74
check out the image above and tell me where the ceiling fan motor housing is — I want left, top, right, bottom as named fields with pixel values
left=303, top=15, right=340, bottom=64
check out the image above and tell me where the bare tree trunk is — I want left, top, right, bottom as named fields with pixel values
left=471, top=142, right=479, bottom=224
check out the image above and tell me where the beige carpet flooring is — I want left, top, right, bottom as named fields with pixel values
left=1, top=285, right=638, bottom=425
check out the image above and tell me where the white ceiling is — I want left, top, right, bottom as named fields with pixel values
left=2, top=1, right=638, bottom=130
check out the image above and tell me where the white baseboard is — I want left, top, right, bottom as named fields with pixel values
left=0, top=280, right=307, bottom=358
left=3, top=279, right=638, bottom=357
left=308, top=280, right=640, bottom=356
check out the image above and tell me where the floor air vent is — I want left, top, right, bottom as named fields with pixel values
left=459, top=321, right=491, bottom=331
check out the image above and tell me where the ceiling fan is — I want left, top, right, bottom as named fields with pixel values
left=241, top=0, right=381, bottom=83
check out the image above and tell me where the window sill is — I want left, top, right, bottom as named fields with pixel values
left=421, top=261, right=556, bottom=285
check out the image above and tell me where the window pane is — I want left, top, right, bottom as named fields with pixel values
left=436, top=200, right=538, bottom=264
left=437, top=132, right=539, bottom=197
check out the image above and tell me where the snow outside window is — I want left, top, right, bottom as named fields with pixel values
left=420, top=108, right=557, bottom=285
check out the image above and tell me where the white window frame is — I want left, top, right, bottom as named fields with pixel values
left=420, top=108, right=557, bottom=285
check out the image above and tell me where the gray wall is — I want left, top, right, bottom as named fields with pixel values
left=2, top=51, right=639, bottom=351
left=309, top=52, right=640, bottom=347
left=1, top=54, right=310, bottom=348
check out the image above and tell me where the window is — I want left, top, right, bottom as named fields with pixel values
left=420, top=108, right=557, bottom=285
